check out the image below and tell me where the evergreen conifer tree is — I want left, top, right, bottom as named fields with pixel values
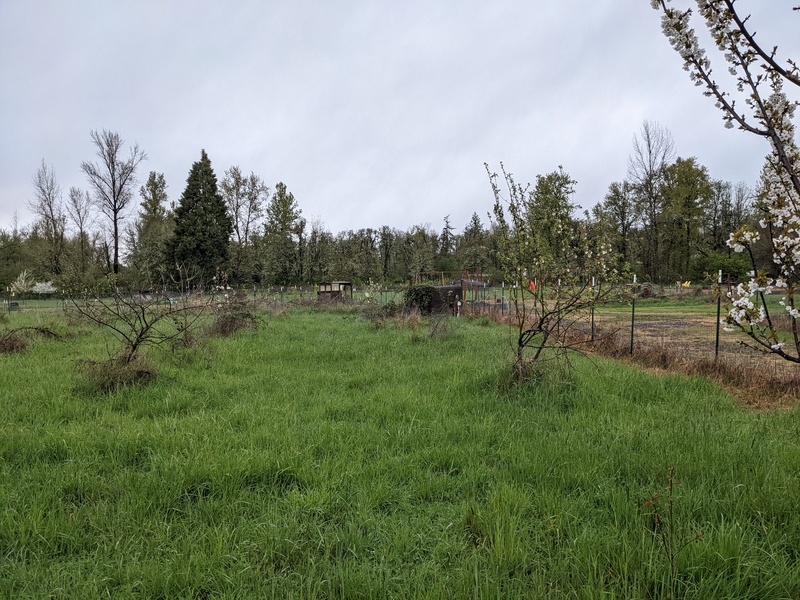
left=128, top=171, right=173, bottom=288
left=168, top=150, right=232, bottom=286
left=262, top=182, right=303, bottom=285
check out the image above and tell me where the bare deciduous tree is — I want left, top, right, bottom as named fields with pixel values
left=67, top=186, right=94, bottom=275
left=29, top=160, right=67, bottom=276
left=627, top=120, right=676, bottom=282
left=220, top=166, right=268, bottom=248
left=81, top=129, right=147, bottom=274
left=220, top=166, right=268, bottom=281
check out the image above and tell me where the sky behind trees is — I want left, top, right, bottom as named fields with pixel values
left=1, top=1, right=798, bottom=235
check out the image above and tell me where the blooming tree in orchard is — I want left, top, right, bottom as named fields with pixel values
left=487, top=163, right=623, bottom=381
left=651, top=0, right=800, bottom=362
left=11, top=271, right=34, bottom=296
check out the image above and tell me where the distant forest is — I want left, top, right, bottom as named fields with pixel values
left=2, top=121, right=767, bottom=292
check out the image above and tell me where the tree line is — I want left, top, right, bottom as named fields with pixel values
left=1, top=122, right=764, bottom=293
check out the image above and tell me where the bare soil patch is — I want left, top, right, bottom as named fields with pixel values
left=586, top=311, right=799, bottom=411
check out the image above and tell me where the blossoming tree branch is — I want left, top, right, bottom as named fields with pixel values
left=652, top=0, right=800, bottom=362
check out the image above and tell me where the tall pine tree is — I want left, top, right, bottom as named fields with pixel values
left=128, top=171, right=173, bottom=288
left=262, top=182, right=303, bottom=285
left=168, top=150, right=232, bottom=286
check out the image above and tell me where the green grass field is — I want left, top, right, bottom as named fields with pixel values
left=1, top=306, right=798, bottom=598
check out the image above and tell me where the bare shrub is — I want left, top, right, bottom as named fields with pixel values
left=361, top=301, right=401, bottom=330
left=0, top=327, right=61, bottom=355
left=207, top=300, right=258, bottom=338
left=0, top=331, right=27, bottom=354
left=67, top=278, right=209, bottom=364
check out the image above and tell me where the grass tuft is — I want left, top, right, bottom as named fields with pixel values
left=0, top=330, right=27, bottom=353
left=78, top=355, right=158, bottom=392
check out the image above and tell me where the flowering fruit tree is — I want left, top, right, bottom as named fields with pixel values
left=652, top=0, right=800, bottom=362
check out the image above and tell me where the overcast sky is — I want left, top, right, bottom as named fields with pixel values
left=1, top=1, right=798, bottom=237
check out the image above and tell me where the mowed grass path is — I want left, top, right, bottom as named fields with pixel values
left=1, top=308, right=799, bottom=598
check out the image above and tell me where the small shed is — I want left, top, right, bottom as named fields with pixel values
left=317, top=281, right=353, bottom=301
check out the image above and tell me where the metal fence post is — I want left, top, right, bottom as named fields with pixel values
left=591, top=276, right=596, bottom=342
left=630, top=275, right=637, bottom=355
left=715, top=270, right=722, bottom=361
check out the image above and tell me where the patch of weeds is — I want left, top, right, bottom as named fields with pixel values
left=643, top=466, right=703, bottom=600
left=688, top=357, right=800, bottom=406
left=464, top=501, right=487, bottom=547
left=60, top=481, right=103, bottom=509
left=462, top=485, right=529, bottom=577
left=0, top=330, right=27, bottom=354
left=428, top=314, right=452, bottom=339
left=512, top=357, right=541, bottom=385
left=588, top=326, right=800, bottom=408
left=176, top=480, right=217, bottom=506
left=587, top=327, right=629, bottom=358
left=0, top=326, right=61, bottom=354
left=513, top=357, right=567, bottom=387
left=393, top=309, right=423, bottom=330
left=121, top=445, right=152, bottom=470
left=78, top=355, right=158, bottom=392
left=495, top=352, right=578, bottom=395
left=170, top=326, right=197, bottom=351
left=472, top=314, right=493, bottom=327
left=361, top=301, right=402, bottom=329
left=207, top=299, right=259, bottom=338
left=636, top=344, right=675, bottom=370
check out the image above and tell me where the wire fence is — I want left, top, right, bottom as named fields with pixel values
left=3, top=285, right=796, bottom=377
left=419, top=283, right=796, bottom=378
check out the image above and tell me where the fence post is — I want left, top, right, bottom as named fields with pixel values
left=715, top=269, right=722, bottom=361
left=591, top=276, right=596, bottom=342
left=630, top=275, right=636, bottom=355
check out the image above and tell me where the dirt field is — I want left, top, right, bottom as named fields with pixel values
left=587, top=305, right=799, bottom=409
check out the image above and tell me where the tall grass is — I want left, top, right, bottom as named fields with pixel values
left=0, top=306, right=798, bottom=598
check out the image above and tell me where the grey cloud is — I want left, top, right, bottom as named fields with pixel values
left=1, top=0, right=797, bottom=235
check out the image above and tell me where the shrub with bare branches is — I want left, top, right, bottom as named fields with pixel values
left=207, top=293, right=259, bottom=338
left=67, top=276, right=210, bottom=387
left=0, top=326, right=61, bottom=354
